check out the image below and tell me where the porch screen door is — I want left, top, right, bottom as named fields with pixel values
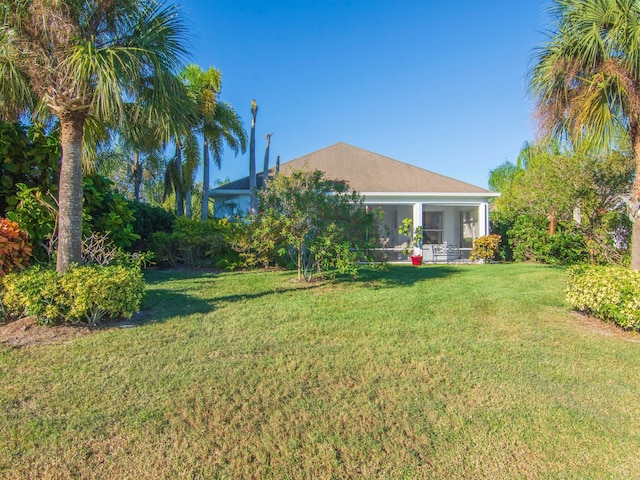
left=422, top=211, right=443, bottom=244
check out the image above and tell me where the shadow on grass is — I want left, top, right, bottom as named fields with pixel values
left=340, top=264, right=465, bottom=288
left=211, top=283, right=323, bottom=305
left=141, top=288, right=215, bottom=323
left=143, top=268, right=219, bottom=285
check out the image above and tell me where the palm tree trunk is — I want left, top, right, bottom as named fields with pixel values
left=185, top=188, right=192, bottom=219
left=549, top=208, right=557, bottom=236
left=56, top=112, right=86, bottom=273
left=201, top=139, right=210, bottom=220
left=133, top=152, right=142, bottom=202
left=631, top=133, right=640, bottom=270
left=263, top=133, right=272, bottom=183
left=249, top=100, right=258, bottom=214
left=175, top=143, right=184, bottom=217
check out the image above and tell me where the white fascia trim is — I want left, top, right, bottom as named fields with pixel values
left=361, top=191, right=500, bottom=198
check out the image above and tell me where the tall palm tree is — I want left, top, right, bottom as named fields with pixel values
left=0, top=0, right=189, bottom=272
left=179, top=64, right=247, bottom=220
left=164, top=129, right=199, bottom=217
left=529, top=0, right=640, bottom=269
left=249, top=99, right=258, bottom=214
left=263, top=133, right=274, bottom=180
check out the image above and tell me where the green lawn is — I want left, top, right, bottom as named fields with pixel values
left=1, top=264, right=639, bottom=479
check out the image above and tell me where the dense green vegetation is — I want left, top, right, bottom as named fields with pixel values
left=1, top=264, right=639, bottom=478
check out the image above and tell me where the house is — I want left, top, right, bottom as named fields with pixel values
left=210, top=142, right=499, bottom=261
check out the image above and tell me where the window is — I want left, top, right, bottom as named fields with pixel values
left=422, top=211, right=443, bottom=244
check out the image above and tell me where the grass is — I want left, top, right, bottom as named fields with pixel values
left=1, top=264, right=640, bottom=478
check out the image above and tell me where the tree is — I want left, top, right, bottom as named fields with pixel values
left=179, top=64, right=247, bottom=220
left=0, top=0, right=188, bottom=272
left=528, top=0, right=640, bottom=269
left=490, top=140, right=633, bottom=264
left=249, top=99, right=258, bottom=214
left=263, top=133, right=273, bottom=180
left=254, top=169, right=383, bottom=281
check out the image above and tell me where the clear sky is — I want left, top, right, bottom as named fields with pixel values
left=178, top=0, right=552, bottom=190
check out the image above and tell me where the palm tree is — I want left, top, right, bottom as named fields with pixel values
left=249, top=99, right=259, bottom=214
left=164, top=129, right=199, bottom=217
left=263, top=133, right=274, bottom=180
left=529, top=0, right=640, bottom=269
left=179, top=64, right=247, bottom=220
left=0, top=0, right=189, bottom=272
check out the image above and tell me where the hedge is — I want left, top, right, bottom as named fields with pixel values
left=566, top=265, right=640, bottom=330
left=1, top=264, right=144, bottom=325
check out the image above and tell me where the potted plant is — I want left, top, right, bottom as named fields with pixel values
left=398, top=217, right=423, bottom=265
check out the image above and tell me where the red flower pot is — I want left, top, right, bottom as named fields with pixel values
left=410, top=255, right=423, bottom=265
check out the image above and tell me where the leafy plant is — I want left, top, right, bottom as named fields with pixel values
left=0, top=264, right=144, bottom=325
left=247, top=169, right=384, bottom=281
left=397, top=217, right=423, bottom=256
left=129, top=201, right=175, bottom=252
left=470, top=234, right=502, bottom=263
left=82, top=174, right=139, bottom=248
left=566, top=265, right=640, bottom=330
left=149, top=217, right=231, bottom=267
left=0, top=217, right=33, bottom=274
left=0, top=120, right=61, bottom=214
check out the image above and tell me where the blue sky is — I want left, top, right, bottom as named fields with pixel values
left=178, top=0, right=552, bottom=189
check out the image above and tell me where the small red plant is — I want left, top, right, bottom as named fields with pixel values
left=0, top=218, right=33, bottom=274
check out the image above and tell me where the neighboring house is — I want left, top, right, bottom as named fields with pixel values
left=210, top=142, right=499, bottom=261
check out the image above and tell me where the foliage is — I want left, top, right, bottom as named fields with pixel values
left=94, top=139, right=169, bottom=203
left=0, top=264, right=144, bottom=325
left=0, top=121, right=60, bottom=215
left=489, top=142, right=632, bottom=266
left=528, top=0, right=640, bottom=269
left=469, top=234, right=501, bottom=262
left=1, top=0, right=192, bottom=272
left=508, top=215, right=588, bottom=265
left=149, top=217, right=231, bottom=267
left=82, top=174, right=140, bottom=248
left=242, top=169, right=384, bottom=281
left=566, top=265, right=640, bottom=330
left=7, top=174, right=140, bottom=259
left=397, top=217, right=423, bottom=256
left=5, top=184, right=57, bottom=261
left=129, top=201, right=175, bottom=252
left=228, top=214, right=283, bottom=270
left=179, top=64, right=248, bottom=220
left=0, top=217, right=32, bottom=274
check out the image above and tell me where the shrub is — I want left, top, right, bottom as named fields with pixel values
left=0, top=217, right=33, bottom=274
left=0, top=264, right=144, bottom=325
left=149, top=217, right=231, bottom=267
left=470, top=234, right=501, bottom=262
left=507, top=215, right=588, bottom=265
left=566, top=265, right=640, bottom=330
left=129, top=201, right=175, bottom=252
left=59, top=265, right=145, bottom=324
left=248, top=169, right=384, bottom=281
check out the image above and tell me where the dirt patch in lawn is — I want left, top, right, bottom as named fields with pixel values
left=567, top=311, right=640, bottom=343
left=0, top=311, right=150, bottom=348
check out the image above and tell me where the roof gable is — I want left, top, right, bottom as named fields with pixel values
left=213, top=142, right=492, bottom=194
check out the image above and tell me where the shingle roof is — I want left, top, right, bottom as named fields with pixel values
left=212, top=142, right=492, bottom=194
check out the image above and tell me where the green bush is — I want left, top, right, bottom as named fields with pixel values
left=129, top=201, right=175, bottom=252
left=1, top=264, right=144, bottom=325
left=566, top=265, right=640, bottom=330
left=508, top=215, right=588, bottom=265
left=149, top=217, right=231, bottom=267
